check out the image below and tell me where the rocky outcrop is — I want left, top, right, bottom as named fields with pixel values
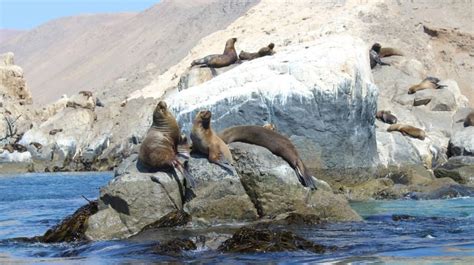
left=434, top=156, right=474, bottom=185
left=177, top=64, right=238, bottom=91
left=85, top=142, right=361, bottom=240
left=167, top=35, right=378, bottom=169
left=448, top=126, right=474, bottom=157
left=0, top=52, right=32, bottom=104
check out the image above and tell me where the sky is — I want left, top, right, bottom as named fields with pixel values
left=0, top=0, right=159, bottom=30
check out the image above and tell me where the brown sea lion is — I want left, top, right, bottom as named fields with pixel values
left=262, top=123, right=276, bottom=131
left=239, top=43, right=275, bottom=61
left=191, top=38, right=238, bottom=68
left=379, top=47, right=403, bottom=58
left=190, top=110, right=234, bottom=171
left=408, top=77, right=446, bottom=94
left=49, top=129, right=63, bottom=135
left=3, top=143, right=27, bottom=153
left=139, top=101, right=195, bottom=187
left=463, top=112, right=474, bottom=127
left=387, top=124, right=426, bottom=140
left=30, top=142, right=43, bottom=150
left=376, top=110, right=398, bottom=124
left=370, top=43, right=390, bottom=69
left=218, top=125, right=317, bottom=189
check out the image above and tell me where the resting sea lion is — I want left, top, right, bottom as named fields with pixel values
left=49, top=129, right=63, bottom=135
left=191, top=38, right=238, bottom=68
left=408, top=77, right=446, bottom=94
left=387, top=124, right=426, bottom=140
left=379, top=47, right=403, bottom=58
left=30, top=142, right=43, bottom=150
left=218, top=125, right=317, bottom=189
left=376, top=110, right=398, bottom=124
left=464, top=112, right=474, bottom=127
left=139, top=101, right=195, bottom=187
left=369, top=43, right=391, bottom=69
left=190, top=110, right=234, bottom=171
left=239, top=43, right=275, bottom=61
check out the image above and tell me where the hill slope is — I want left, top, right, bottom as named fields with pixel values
left=0, top=0, right=258, bottom=104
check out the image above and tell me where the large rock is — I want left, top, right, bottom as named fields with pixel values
left=86, top=142, right=361, bottom=240
left=167, top=35, right=378, bottom=169
left=448, top=126, right=474, bottom=157
left=231, top=143, right=360, bottom=221
left=434, top=156, right=474, bottom=185
left=0, top=52, right=32, bottom=104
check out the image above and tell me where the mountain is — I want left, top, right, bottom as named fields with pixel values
left=0, top=29, right=25, bottom=43
left=0, top=0, right=258, bottom=105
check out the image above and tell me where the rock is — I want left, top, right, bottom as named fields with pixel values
left=230, top=143, right=361, bottom=221
left=184, top=153, right=258, bottom=223
left=448, top=126, right=474, bottom=157
left=151, top=238, right=197, bottom=257
left=86, top=157, right=184, bottom=240
left=41, top=201, right=98, bottom=243
left=177, top=64, right=239, bottom=91
left=434, top=156, right=474, bottom=185
left=66, top=93, right=96, bottom=111
left=167, top=35, right=378, bottom=169
left=407, top=184, right=474, bottom=200
left=0, top=52, right=32, bottom=104
left=218, top=227, right=331, bottom=253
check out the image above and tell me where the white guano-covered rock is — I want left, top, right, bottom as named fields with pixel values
left=167, top=35, right=378, bottom=169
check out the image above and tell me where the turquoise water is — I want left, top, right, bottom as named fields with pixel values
left=0, top=173, right=473, bottom=264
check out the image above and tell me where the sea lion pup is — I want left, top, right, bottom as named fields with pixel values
left=387, top=124, right=426, bottom=140
left=376, top=110, right=398, bottom=124
left=191, top=38, right=238, bottom=68
left=369, top=43, right=391, bottom=69
left=408, top=76, right=446, bottom=94
left=139, top=101, right=195, bottom=187
left=190, top=110, right=234, bottom=171
left=218, top=125, right=317, bottom=189
left=239, top=43, right=275, bottom=61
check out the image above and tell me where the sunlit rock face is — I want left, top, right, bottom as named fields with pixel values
left=166, top=35, right=378, bottom=169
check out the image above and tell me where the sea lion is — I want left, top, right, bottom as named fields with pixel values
left=408, top=77, right=446, bottom=94
left=376, top=110, right=398, bottom=124
left=369, top=43, right=390, bottom=69
left=191, top=38, right=238, bottom=68
left=463, top=112, right=474, bottom=127
left=387, top=124, right=426, bottom=140
left=2, top=143, right=27, bottom=153
left=262, top=123, right=276, bottom=131
left=30, top=142, right=43, bottom=150
left=49, top=129, right=63, bottom=135
left=379, top=47, right=403, bottom=58
left=218, top=125, right=317, bottom=189
left=139, top=101, right=195, bottom=187
left=190, top=110, right=234, bottom=171
left=239, top=43, right=275, bottom=61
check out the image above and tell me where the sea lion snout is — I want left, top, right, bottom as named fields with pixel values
left=199, top=110, right=212, bottom=120
left=157, top=101, right=168, bottom=111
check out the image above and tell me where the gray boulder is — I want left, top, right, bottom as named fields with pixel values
left=434, top=156, right=474, bottom=185
left=448, top=127, right=474, bottom=157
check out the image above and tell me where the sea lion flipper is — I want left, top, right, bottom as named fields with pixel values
left=174, top=160, right=196, bottom=188
left=295, top=161, right=317, bottom=190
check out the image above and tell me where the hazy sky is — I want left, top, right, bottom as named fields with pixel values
left=0, top=0, right=159, bottom=30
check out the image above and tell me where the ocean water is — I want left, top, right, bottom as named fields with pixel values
left=0, top=172, right=473, bottom=264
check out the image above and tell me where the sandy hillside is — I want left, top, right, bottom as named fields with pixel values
left=131, top=0, right=473, bottom=106
left=0, top=29, right=25, bottom=43
left=0, top=0, right=258, bottom=105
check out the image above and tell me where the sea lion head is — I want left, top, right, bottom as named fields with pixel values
left=268, top=43, right=275, bottom=49
left=152, top=101, right=172, bottom=125
left=371, top=43, right=382, bottom=53
left=195, top=110, right=212, bottom=129
left=263, top=123, right=276, bottom=131
left=224, top=38, right=237, bottom=51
